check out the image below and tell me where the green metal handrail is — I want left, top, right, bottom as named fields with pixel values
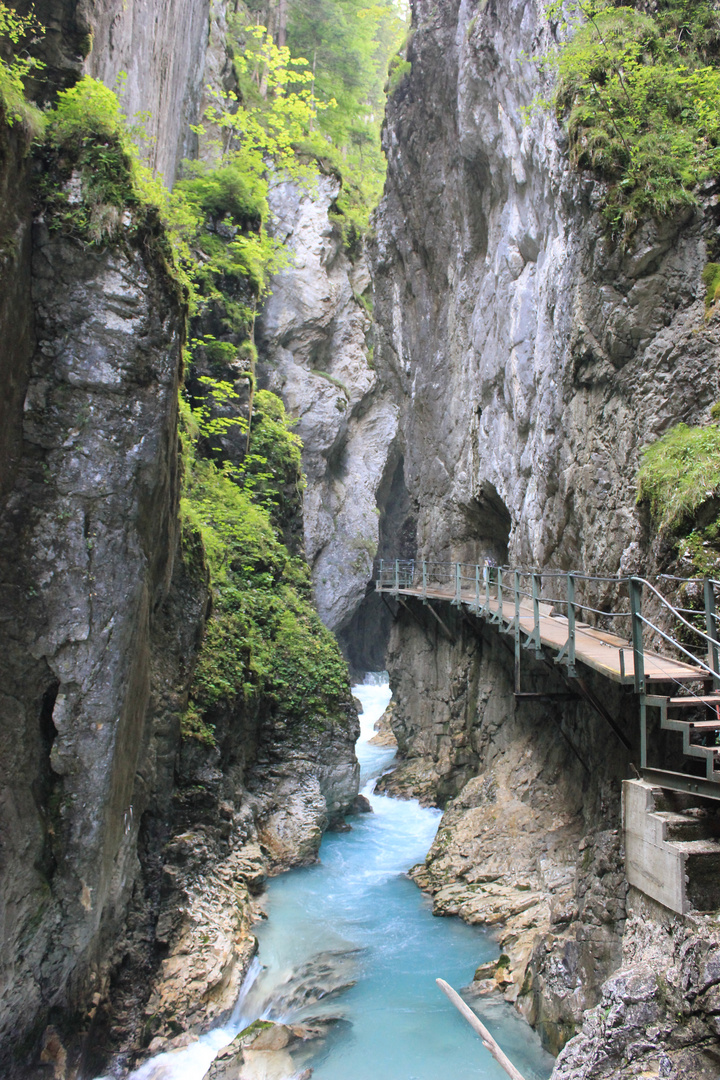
left=375, top=558, right=720, bottom=685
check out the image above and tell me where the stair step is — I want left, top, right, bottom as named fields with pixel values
left=654, top=811, right=710, bottom=841
left=668, top=696, right=720, bottom=706
left=669, top=838, right=720, bottom=855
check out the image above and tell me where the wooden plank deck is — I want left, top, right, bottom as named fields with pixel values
left=384, top=586, right=706, bottom=685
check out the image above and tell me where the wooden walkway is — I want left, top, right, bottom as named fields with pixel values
left=377, top=562, right=720, bottom=798
left=387, top=586, right=706, bottom=685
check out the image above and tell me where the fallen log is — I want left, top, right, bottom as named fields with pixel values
left=436, top=978, right=527, bottom=1080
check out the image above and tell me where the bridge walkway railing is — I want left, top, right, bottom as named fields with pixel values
left=375, top=558, right=720, bottom=800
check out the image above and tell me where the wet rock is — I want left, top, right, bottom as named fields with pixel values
left=203, top=1021, right=294, bottom=1080
left=352, top=795, right=373, bottom=814
left=368, top=703, right=398, bottom=748
left=262, top=949, right=361, bottom=1017
left=0, top=211, right=193, bottom=1068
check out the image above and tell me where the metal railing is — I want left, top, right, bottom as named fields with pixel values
left=376, top=559, right=720, bottom=691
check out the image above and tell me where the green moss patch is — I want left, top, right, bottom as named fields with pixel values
left=638, top=421, right=720, bottom=531
left=543, top=0, right=720, bottom=234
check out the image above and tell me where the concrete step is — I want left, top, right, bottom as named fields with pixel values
left=653, top=810, right=714, bottom=842
left=668, top=695, right=720, bottom=706
left=624, top=780, right=720, bottom=913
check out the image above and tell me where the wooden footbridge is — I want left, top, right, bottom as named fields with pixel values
left=375, top=559, right=720, bottom=801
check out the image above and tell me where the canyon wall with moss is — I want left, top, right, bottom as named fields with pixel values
left=0, top=4, right=361, bottom=1076
left=367, top=0, right=720, bottom=1072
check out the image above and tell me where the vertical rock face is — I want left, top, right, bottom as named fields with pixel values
left=0, top=120, right=34, bottom=502
left=370, top=0, right=720, bottom=1060
left=84, top=0, right=211, bottom=181
left=374, top=0, right=720, bottom=574
left=19, top=0, right=212, bottom=182
left=0, top=6, right=363, bottom=1071
left=0, top=212, right=192, bottom=1069
left=553, top=890, right=720, bottom=1079
left=258, top=177, right=398, bottom=636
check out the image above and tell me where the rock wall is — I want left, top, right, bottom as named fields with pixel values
left=554, top=889, right=720, bottom=1079
left=0, top=3, right=362, bottom=1074
left=0, top=117, right=35, bottom=502
left=0, top=207, right=192, bottom=1075
left=258, top=177, right=398, bottom=639
left=18, top=0, right=211, bottom=182
left=370, top=0, right=720, bottom=1062
left=373, top=0, right=720, bottom=576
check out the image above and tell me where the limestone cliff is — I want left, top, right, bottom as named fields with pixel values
left=369, top=0, right=720, bottom=1064
left=258, top=177, right=398, bottom=643
left=18, top=0, right=212, bottom=181
left=0, top=200, right=193, bottom=1074
left=0, top=3, right=361, bottom=1075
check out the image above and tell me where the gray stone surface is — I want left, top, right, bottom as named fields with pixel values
left=373, top=0, right=720, bottom=577
left=20, top=0, right=212, bottom=182
left=259, top=177, right=398, bottom=634
left=370, top=0, right=720, bottom=1062
left=0, top=212, right=189, bottom=1061
left=553, top=890, right=720, bottom=1079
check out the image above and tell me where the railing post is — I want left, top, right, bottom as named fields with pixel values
left=455, top=562, right=461, bottom=605
left=567, top=573, right=576, bottom=672
left=394, top=558, right=400, bottom=594
left=422, top=559, right=427, bottom=601
left=497, top=568, right=504, bottom=624
left=378, top=558, right=384, bottom=590
left=475, top=564, right=480, bottom=614
left=532, top=571, right=541, bottom=654
left=704, top=579, right=720, bottom=689
left=629, top=577, right=645, bottom=694
left=485, top=563, right=490, bottom=612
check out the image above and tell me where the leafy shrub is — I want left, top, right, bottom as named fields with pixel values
left=181, top=395, right=351, bottom=737
left=702, top=263, right=720, bottom=309
left=174, top=159, right=268, bottom=230
left=37, top=77, right=171, bottom=244
left=0, top=2, right=44, bottom=133
left=544, top=0, right=720, bottom=233
left=386, top=56, right=411, bottom=95
left=45, top=77, right=124, bottom=146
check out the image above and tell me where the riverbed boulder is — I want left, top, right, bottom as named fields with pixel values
left=203, top=1021, right=295, bottom=1080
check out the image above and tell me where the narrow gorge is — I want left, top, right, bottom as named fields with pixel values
left=1, top=1, right=720, bottom=1079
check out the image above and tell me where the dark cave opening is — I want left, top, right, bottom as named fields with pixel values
left=337, top=448, right=417, bottom=679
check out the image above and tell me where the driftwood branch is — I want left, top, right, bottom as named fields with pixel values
left=436, top=978, right=528, bottom=1080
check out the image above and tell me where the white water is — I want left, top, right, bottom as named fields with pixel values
left=116, top=680, right=554, bottom=1080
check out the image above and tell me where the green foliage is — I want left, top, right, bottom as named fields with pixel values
left=679, top=524, right=720, bottom=577
left=242, top=389, right=304, bottom=517
left=637, top=420, right=720, bottom=530
left=703, top=263, right=720, bottom=309
left=285, top=0, right=409, bottom=251
left=386, top=55, right=411, bottom=94
left=45, top=77, right=124, bottom=145
left=180, top=389, right=351, bottom=740
left=38, top=77, right=172, bottom=245
left=286, top=0, right=407, bottom=146
left=0, top=3, right=44, bottom=133
left=543, top=0, right=720, bottom=233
